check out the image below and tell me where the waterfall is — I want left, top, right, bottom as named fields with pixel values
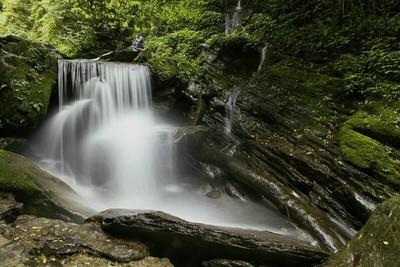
left=224, top=89, right=240, bottom=135
left=34, top=60, right=175, bottom=203
left=258, top=44, right=269, bottom=72
left=225, top=0, right=242, bottom=35
left=29, top=59, right=310, bottom=236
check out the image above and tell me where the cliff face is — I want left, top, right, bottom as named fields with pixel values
left=159, top=0, right=400, bottom=212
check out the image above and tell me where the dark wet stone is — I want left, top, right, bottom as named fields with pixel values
left=196, top=146, right=345, bottom=253
left=202, top=259, right=255, bottom=267
left=88, top=209, right=328, bottom=266
left=0, top=192, right=22, bottom=222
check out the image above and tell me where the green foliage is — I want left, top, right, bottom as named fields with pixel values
left=147, top=30, right=204, bottom=83
left=0, top=36, right=58, bottom=135
left=337, top=39, right=400, bottom=100
left=0, top=0, right=36, bottom=37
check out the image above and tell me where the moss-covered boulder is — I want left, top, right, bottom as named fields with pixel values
left=0, top=149, right=88, bottom=222
left=325, top=195, right=400, bottom=267
left=0, top=35, right=60, bottom=136
left=339, top=108, right=400, bottom=186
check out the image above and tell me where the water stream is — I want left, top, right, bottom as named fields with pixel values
left=258, top=44, right=269, bottom=72
left=225, top=0, right=242, bottom=35
left=224, top=88, right=241, bottom=136
left=29, top=60, right=312, bottom=240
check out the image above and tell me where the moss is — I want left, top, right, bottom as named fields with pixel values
left=326, top=196, right=400, bottom=267
left=339, top=110, right=400, bottom=185
left=0, top=35, right=59, bottom=136
left=0, top=149, right=82, bottom=222
left=0, top=149, right=47, bottom=199
left=346, top=109, right=400, bottom=148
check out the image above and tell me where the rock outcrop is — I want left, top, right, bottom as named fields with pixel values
left=0, top=213, right=173, bottom=267
left=0, top=35, right=60, bottom=136
left=325, top=196, right=400, bottom=267
left=89, top=209, right=329, bottom=267
left=167, top=46, right=399, bottom=252
left=0, top=149, right=91, bottom=222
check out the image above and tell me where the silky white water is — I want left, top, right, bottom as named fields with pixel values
left=30, top=60, right=310, bottom=239
left=224, top=89, right=241, bottom=135
left=225, top=0, right=242, bottom=35
left=258, top=44, right=269, bottom=72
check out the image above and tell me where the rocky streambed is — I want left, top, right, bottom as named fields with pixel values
left=1, top=147, right=399, bottom=267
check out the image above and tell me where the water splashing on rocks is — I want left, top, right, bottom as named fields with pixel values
left=29, top=60, right=311, bottom=239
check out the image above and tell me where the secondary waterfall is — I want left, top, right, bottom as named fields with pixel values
left=224, top=89, right=240, bottom=135
left=225, top=0, right=242, bottom=35
left=30, top=59, right=311, bottom=238
left=258, top=44, right=269, bottom=72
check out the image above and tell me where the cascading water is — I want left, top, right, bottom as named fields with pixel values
left=258, top=44, right=269, bottom=72
left=224, top=88, right=240, bottom=136
left=225, top=0, right=242, bottom=35
left=30, top=59, right=311, bottom=239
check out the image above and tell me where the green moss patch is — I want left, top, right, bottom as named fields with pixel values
left=339, top=109, right=400, bottom=185
left=0, top=149, right=83, bottom=222
left=326, top=196, right=400, bottom=267
left=0, top=149, right=50, bottom=200
left=346, top=109, right=400, bottom=148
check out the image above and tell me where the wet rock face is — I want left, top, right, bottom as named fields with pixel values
left=325, top=196, right=400, bottom=267
left=88, top=209, right=328, bottom=267
left=176, top=56, right=398, bottom=243
left=0, top=214, right=160, bottom=267
left=0, top=35, right=60, bottom=137
left=0, top=149, right=89, bottom=222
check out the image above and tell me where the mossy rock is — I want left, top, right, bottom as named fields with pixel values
left=0, top=149, right=87, bottom=222
left=339, top=109, right=400, bottom=185
left=325, top=195, right=400, bottom=267
left=345, top=109, right=400, bottom=149
left=0, top=35, right=60, bottom=137
left=0, top=138, right=26, bottom=153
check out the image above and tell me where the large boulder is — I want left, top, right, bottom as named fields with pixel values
left=0, top=149, right=90, bottom=222
left=0, top=35, right=60, bottom=136
left=88, top=209, right=329, bottom=267
left=325, top=196, right=400, bottom=267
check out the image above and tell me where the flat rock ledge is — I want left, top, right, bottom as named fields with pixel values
left=88, top=209, right=329, bottom=266
left=0, top=214, right=173, bottom=267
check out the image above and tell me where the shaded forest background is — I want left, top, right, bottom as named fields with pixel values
left=0, top=0, right=399, bottom=101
